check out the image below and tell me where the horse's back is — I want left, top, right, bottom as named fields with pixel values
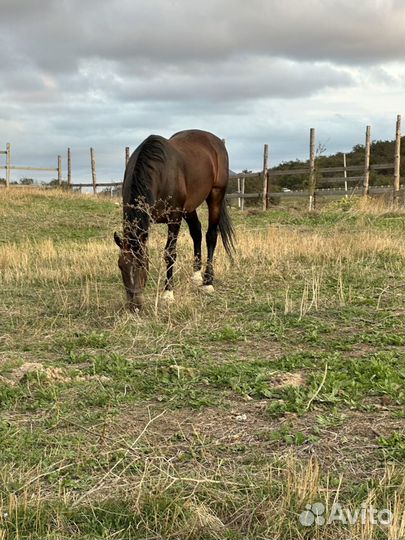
left=170, top=129, right=222, bottom=146
left=170, top=130, right=226, bottom=164
left=170, top=129, right=228, bottom=184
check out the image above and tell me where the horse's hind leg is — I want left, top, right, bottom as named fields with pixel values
left=203, top=188, right=224, bottom=290
left=162, top=220, right=181, bottom=301
left=184, top=210, right=203, bottom=285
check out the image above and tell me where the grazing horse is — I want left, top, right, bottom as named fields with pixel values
left=114, top=129, right=235, bottom=311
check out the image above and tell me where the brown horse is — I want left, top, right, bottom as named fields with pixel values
left=114, top=129, right=235, bottom=311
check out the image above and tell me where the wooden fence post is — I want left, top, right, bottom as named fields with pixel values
left=266, top=148, right=271, bottom=207
left=262, top=143, right=269, bottom=211
left=67, top=148, right=72, bottom=188
left=90, top=148, right=97, bottom=194
left=241, top=177, right=245, bottom=211
left=6, top=143, right=11, bottom=187
left=393, top=114, right=401, bottom=202
left=237, top=177, right=241, bottom=209
left=363, top=125, right=371, bottom=196
left=343, top=153, right=348, bottom=198
left=308, top=128, right=316, bottom=211
left=125, top=146, right=130, bottom=168
left=57, top=155, right=62, bottom=186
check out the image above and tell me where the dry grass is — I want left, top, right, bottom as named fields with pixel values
left=0, top=188, right=404, bottom=539
left=0, top=185, right=97, bottom=202
left=1, top=222, right=402, bottom=283
left=0, top=451, right=404, bottom=539
left=347, top=195, right=405, bottom=216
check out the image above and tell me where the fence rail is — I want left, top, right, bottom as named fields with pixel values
left=70, top=182, right=122, bottom=188
left=1, top=165, right=58, bottom=172
left=226, top=184, right=403, bottom=200
left=262, top=163, right=395, bottom=177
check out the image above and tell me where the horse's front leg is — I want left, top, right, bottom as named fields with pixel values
left=162, top=220, right=181, bottom=301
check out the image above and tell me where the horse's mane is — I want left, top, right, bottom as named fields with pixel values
left=130, top=135, right=168, bottom=204
left=124, top=135, right=168, bottom=241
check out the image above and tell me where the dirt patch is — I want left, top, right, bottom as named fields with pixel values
left=0, top=375, right=16, bottom=387
left=0, top=362, right=110, bottom=386
left=345, top=344, right=378, bottom=358
left=75, top=399, right=401, bottom=480
left=271, top=372, right=306, bottom=388
left=237, top=340, right=286, bottom=361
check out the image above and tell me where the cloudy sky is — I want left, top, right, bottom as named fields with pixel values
left=0, top=0, right=404, bottom=183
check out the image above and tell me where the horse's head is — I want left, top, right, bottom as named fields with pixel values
left=114, top=232, right=148, bottom=311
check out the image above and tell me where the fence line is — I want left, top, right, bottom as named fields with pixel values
left=230, top=117, right=401, bottom=210
left=0, top=143, right=62, bottom=187
left=1, top=115, right=402, bottom=208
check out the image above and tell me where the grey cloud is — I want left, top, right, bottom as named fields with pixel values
left=52, top=57, right=350, bottom=109
left=0, top=54, right=353, bottom=106
left=0, top=0, right=401, bottom=107
left=2, top=0, right=403, bottom=75
left=0, top=0, right=403, bottom=181
left=111, top=59, right=354, bottom=102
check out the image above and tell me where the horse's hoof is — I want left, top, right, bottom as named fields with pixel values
left=201, top=284, right=214, bottom=294
left=128, top=302, right=142, bottom=313
left=191, top=271, right=203, bottom=285
left=162, top=290, right=174, bottom=302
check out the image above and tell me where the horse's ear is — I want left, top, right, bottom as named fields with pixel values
left=114, top=232, right=123, bottom=249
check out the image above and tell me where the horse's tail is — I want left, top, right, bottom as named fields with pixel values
left=219, top=197, right=235, bottom=260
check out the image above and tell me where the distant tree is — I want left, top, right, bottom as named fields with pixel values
left=19, top=177, right=34, bottom=185
left=271, top=136, right=404, bottom=190
left=47, top=178, right=68, bottom=189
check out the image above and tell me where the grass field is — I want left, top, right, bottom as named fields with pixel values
left=0, top=188, right=404, bottom=539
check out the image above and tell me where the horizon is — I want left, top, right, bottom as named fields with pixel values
left=2, top=124, right=402, bottom=186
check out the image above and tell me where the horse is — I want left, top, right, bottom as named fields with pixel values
left=114, top=129, right=235, bottom=311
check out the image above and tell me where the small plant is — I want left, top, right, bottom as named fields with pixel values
left=210, top=326, right=244, bottom=342
left=379, top=432, right=405, bottom=461
left=264, top=424, right=320, bottom=446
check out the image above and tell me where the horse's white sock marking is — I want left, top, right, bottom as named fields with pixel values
left=162, top=290, right=174, bottom=302
left=191, top=270, right=203, bottom=285
left=201, top=284, right=214, bottom=293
